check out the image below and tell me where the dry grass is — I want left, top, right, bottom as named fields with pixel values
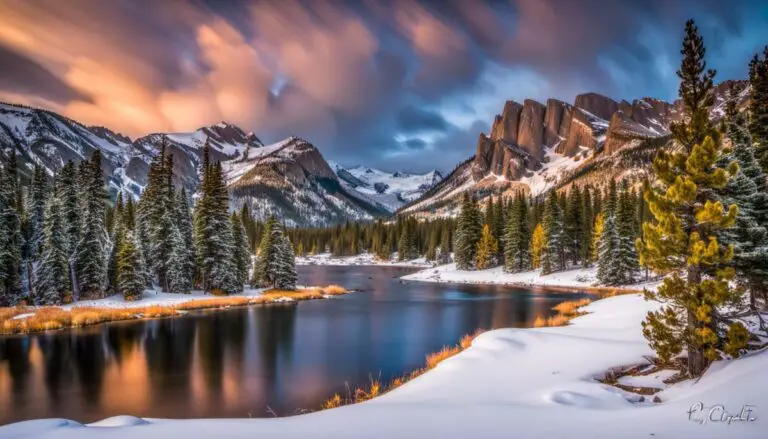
left=0, top=285, right=349, bottom=335
left=321, top=328, right=485, bottom=411
left=533, top=298, right=594, bottom=328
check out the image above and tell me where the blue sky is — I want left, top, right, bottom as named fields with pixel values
left=1, top=0, right=767, bottom=173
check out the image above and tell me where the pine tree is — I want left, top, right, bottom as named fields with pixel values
left=230, top=213, right=251, bottom=287
left=275, top=232, right=297, bottom=290
left=0, top=153, right=23, bottom=305
left=748, top=46, right=768, bottom=171
left=167, top=224, right=192, bottom=294
left=541, top=192, right=565, bottom=274
left=638, top=20, right=740, bottom=377
left=175, top=189, right=196, bottom=285
left=564, top=186, right=583, bottom=265
left=597, top=181, right=620, bottom=284
left=252, top=217, right=277, bottom=287
left=26, top=164, right=48, bottom=261
left=107, top=192, right=125, bottom=293
left=117, top=231, right=145, bottom=301
left=34, top=192, right=69, bottom=305
left=530, top=223, right=544, bottom=269
left=425, top=226, right=438, bottom=261
left=719, top=112, right=768, bottom=316
left=76, top=151, right=109, bottom=299
left=438, top=221, right=452, bottom=264
left=454, top=192, right=482, bottom=270
left=504, top=192, right=530, bottom=272
left=615, top=183, right=639, bottom=284
left=581, top=187, right=594, bottom=265
left=475, top=224, right=499, bottom=270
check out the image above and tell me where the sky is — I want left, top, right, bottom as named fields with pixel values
left=1, top=0, right=767, bottom=173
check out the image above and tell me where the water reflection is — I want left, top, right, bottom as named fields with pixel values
left=0, top=266, right=591, bottom=424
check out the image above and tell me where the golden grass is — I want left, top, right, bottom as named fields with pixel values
left=0, top=285, right=349, bottom=335
left=533, top=298, right=594, bottom=328
left=321, top=328, right=485, bottom=411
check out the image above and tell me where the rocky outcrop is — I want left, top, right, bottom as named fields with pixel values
left=544, top=99, right=571, bottom=147
left=574, top=93, right=619, bottom=121
left=560, top=108, right=608, bottom=156
left=517, top=99, right=547, bottom=165
left=492, top=100, right=524, bottom=144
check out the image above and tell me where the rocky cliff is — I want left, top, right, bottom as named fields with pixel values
left=400, top=79, right=750, bottom=217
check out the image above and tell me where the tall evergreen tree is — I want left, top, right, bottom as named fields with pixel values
left=34, top=187, right=69, bottom=305
left=597, top=181, right=620, bottom=284
left=175, top=189, right=196, bottom=284
left=503, top=192, right=530, bottom=272
left=615, top=183, right=639, bottom=284
left=118, top=231, right=145, bottom=301
left=541, top=192, right=565, bottom=274
left=0, top=153, right=23, bottom=305
left=454, top=192, right=482, bottom=270
left=26, top=164, right=48, bottom=261
left=438, top=221, right=452, bottom=264
left=564, top=186, right=583, bottom=265
left=230, top=213, right=250, bottom=286
left=275, top=232, right=297, bottom=290
left=76, top=151, right=109, bottom=299
left=748, top=46, right=768, bottom=171
left=638, top=20, right=740, bottom=377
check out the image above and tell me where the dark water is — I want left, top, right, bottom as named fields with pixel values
left=0, top=266, right=591, bottom=425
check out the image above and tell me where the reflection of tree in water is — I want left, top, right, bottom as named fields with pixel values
left=104, top=322, right=145, bottom=366
left=37, top=334, right=74, bottom=405
left=143, top=318, right=196, bottom=402
left=71, top=332, right=107, bottom=407
left=0, top=337, right=32, bottom=406
left=197, top=312, right=226, bottom=402
left=256, top=304, right=296, bottom=412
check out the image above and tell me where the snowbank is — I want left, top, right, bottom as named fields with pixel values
left=3, top=293, right=764, bottom=438
left=60, top=287, right=268, bottom=310
left=297, top=252, right=432, bottom=268
left=402, top=263, right=663, bottom=291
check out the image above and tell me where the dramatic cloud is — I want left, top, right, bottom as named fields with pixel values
left=0, top=0, right=766, bottom=173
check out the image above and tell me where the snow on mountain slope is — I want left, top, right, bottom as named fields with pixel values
left=224, top=138, right=387, bottom=227
left=0, top=102, right=144, bottom=196
left=329, top=161, right=443, bottom=211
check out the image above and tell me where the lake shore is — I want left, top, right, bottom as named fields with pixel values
left=401, top=262, right=663, bottom=293
left=0, top=285, right=348, bottom=335
left=296, top=252, right=432, bottom=268
left=4, top=290, right=766, bottom=439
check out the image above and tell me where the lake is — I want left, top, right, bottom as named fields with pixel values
left=0, top=265, right=592, bottom=425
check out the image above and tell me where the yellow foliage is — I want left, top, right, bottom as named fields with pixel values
left=531, top=223, right=545, bottom=269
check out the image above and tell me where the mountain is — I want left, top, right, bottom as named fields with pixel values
left=0, top=102, right=261, bottom=197
left=400, top=80, right=749, bottom=216
left=224, top=138, right=388, bottom=226
left=0, top=102, right=385, bottom=226
left=328, top=161, right=442, bottom=212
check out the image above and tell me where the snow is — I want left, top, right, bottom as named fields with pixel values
left=401, top=263, right=663, bottom=291
left=297, top=252, right=432, bottom=268
left=222, top=138, right=295, bottom=185
left=617, top=369, right=678, bottom=389
left=5, top=292, right=765, bottom=438
left=519, top=146, right=588, bottom=196
left=10, top=312, right=35, bottom=320
left=328, top=161, right=442, bottom=211
left=60, top=287, right=267, bottom=310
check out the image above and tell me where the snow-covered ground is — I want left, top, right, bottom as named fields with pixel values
left=4, top=293, right=764, bottom=438
left=61, top=287, right=268, bottom=309
left=401, top=263, right=663, bottom=291
left=297, top=252, right=432, bottom=268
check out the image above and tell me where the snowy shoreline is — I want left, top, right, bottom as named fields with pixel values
left=296, top=252, right=432, bottom=268
left=401, top=263, right=664, bottom=292
left=3, top=291, right=765, bottom=438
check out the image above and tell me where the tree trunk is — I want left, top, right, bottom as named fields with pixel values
left=686, top=264, right=708, bottom=376
left=69, top=260, right=80, bottom=302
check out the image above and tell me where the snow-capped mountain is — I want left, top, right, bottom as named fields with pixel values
left=400, top=80, right=750, bottom=217
left=0, top=102, right=386, bottom=226
left=0, top=102, right=261, bottom=198
left=224, top=138, right=388, bottom=226
left=328, top=161, right=442, bottom=212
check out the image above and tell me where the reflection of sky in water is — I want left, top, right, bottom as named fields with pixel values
left=0, top=266, right=593, bottom=424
